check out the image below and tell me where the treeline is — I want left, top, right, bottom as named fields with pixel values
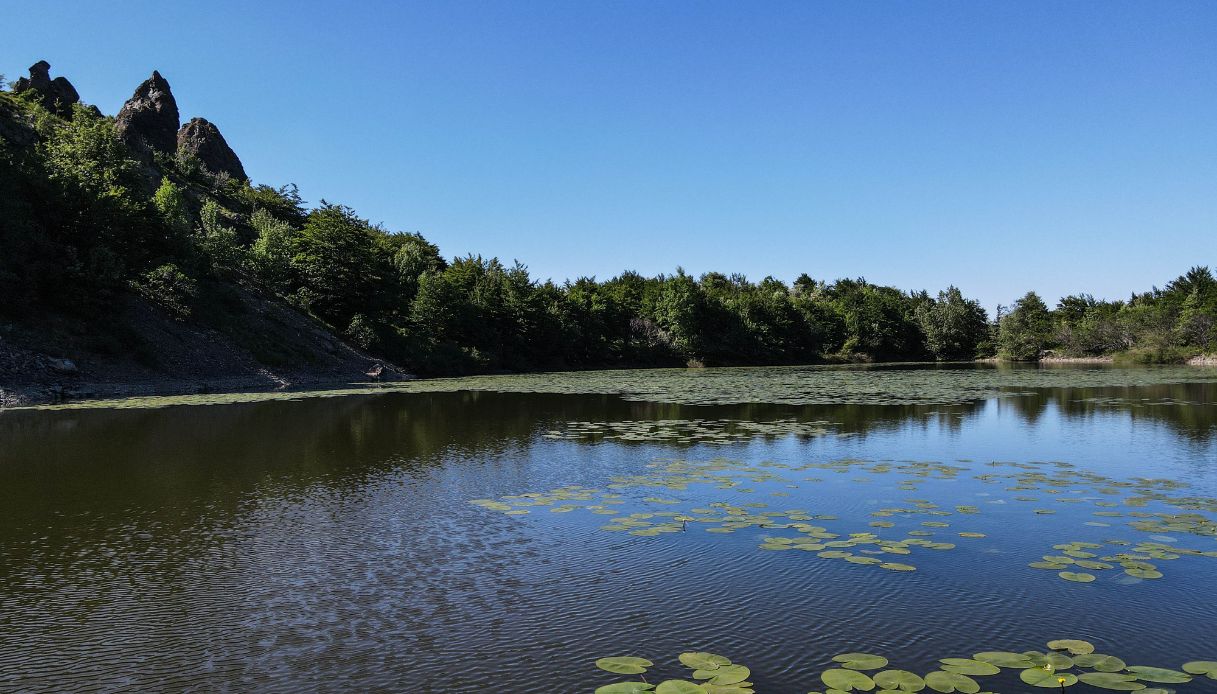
left=997, top=271, right=1217, bottom=363
left=1, top=89, right=1214, bottom=375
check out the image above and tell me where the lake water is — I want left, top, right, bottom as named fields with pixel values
left=2, top=364, right=1217, bottom=693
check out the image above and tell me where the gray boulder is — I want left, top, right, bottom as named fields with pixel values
left=115, top=70, right=180, bottom=156
left=12, top=60, right=80, bottom=117
left=177, top=117, right=247, bottom=180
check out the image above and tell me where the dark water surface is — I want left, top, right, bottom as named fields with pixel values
left=2, top=365, right=1217, bottom=693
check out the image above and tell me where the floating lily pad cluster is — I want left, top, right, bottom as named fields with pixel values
left=469, top=456, right=997, bottom=573
left=756, top=529, right=952, bottom=573
left=597, top=640, right=1216, bottom=693
left=542, top=419, right=834, bottom=445
left=471, top=454, right=1216, bottom=583
left=1030, top=538, right=1217, bottom=583
left=1129, top=513, right=1217, bottom=538
left=973, top=462, right=1217, bottom=536
left=796, top=459, right=967, bottom=493
left=593, top=652, right=754, bottom=694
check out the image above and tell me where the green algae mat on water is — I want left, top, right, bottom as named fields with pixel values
left=18, top=363, right=1217, bottom=411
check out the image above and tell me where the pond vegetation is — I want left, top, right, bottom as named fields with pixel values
left=471, top=455, right=1217, bottom=583
left=591, top=641, right=1216, bottom=693
left=3, top=370, right=1215, bottom=691
left=18, top=362, right=1217, bottom=412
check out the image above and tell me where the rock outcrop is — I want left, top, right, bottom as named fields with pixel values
left=12, top=60, right=80, bottom=117
left=115, top=71, right=180, bottom=156
left=177, top=117, right=247, bottom=180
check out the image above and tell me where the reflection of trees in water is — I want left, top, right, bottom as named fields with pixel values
left=1004, top=383, right=1217, bottom=441
left=0, top=391, right=620, bottom=522
left=3, top=383, right=1213, bottom=554
left=3, top=384, right=1213, bottom=520
left=616, top=399, right=981, bottom=438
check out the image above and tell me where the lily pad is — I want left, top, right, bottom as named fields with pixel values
left=694, top=665, right=750, bottom=685
left=973, top=652, right=1034, bottom=668
left=655, top=681, right=707, bottom=694
left=1076, top=672, right=1145, bottom=691
left=873, top=670, right=926, bottom=692
left=702, top=686, right=754, bottom=694
left=1124, top=666, right=1191, bottom=684
left=1020, top=668, right=1078, bottom=688
left=1045, top=652, right=1075, bottom=670
left=822, top=668, right=877, bottom=691
left=597, top=657, right=654, bottom=675
left=1181, top=661, right=1217, bottom=678
left=1048, top=640, right=1095, bottom=655
left=596, top=684, right=657, bottom=694
left=834, top=654, right=890, bottom=671
left=1073, top=654, right=1126, bottom=672
left=1059, top=571, right=1097, bottom=583
left=924, top=671, right=980, bottom=693
left=679, top=652, right=731, bottom=670
left=939, top=659, right=999, bottom=676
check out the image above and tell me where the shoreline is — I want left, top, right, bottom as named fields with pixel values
left=0, top=373, right=413, bottom=410
left=4, top=355, right=1217, bottom=409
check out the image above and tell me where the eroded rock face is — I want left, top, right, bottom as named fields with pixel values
left=177, top=117, right=247, bottom=180
left=12, top=60, right=80, bottom=116
left=115, top=71, right=180, bottom=155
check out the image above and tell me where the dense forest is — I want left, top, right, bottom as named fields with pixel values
left=2, top=66, right=1214, bottom=379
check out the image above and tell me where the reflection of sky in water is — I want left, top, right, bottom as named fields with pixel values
left=0, top=376, right=1215, bottom=692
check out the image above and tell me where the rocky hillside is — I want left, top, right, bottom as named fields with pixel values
left=0, top=61, right=405, bottom=406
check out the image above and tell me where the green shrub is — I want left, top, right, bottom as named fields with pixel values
left=1113, top=346, right=1195, bottom=365
left=135, top=263, right=197, bottom=319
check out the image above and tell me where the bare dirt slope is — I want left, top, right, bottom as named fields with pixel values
left=0, top=286, right=408, bottom=406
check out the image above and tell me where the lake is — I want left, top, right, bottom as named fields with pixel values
left=2, top=364, right=1217, bottom=693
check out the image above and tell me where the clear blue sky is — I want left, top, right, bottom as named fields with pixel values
left=7, top=1, right=1216, bottom=311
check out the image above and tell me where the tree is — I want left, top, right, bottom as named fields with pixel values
left=152, top=177, right=190, bottom=237
left=388, top=232, right=445, bottom=307
left=997, top=291, right=1052, bottom=360
left=291, top=202, right=380, bottom=325
left=197, top=199, right=244, bottom=274
left=249, top=208, right=298, bottom=292
left=653, top=270, right=704, bottom=357
left=1177, top=289, right=1216, bottom=350
left=915, top=286, right=989, bottom=360
left=38, top=103, right=163, bottom=289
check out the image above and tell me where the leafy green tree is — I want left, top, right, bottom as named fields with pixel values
left=291, top=202, right=380, bottom=325
left=135, top=263, right=197, bottom=319
left=997, top=291, right=1053, bottom=360
left=915, top=286, right=989, bottom=360
left=197, top=199, right=244, bottom=273
left=1052, top=295, right=1128, bottom=355
left=1177, top=289, right=1216, bottom=350
left=240, top=182, right=307, bottom=226
left=248, top=208, right=298, bottom=292
left=653, top=270, right=705, bottom=357
left=38, top=104, right=163, bottom=287
left=152, top=177, right=189, bottom=232
left=346, top=313, right=377, bottom=350
left=388, top=232, right=446, bottom=307
left=824, top=279, right=925, bottom=360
